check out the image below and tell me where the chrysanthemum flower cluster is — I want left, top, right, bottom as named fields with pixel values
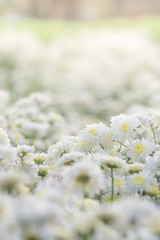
left=0, top=110, right=160, bottom=239
left=1, top=28, right=160, bottom=239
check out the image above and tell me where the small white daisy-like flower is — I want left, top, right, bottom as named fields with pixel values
left=127, top=139, right=156, bottom=162
left=63, top=158, right=105, bottom=196
left=105, top=175, right=126, bottom=195
left=110, top=114, right=141, bottom=142
left=133, top=111, right=151, bottom=125
left=30, top=153, right=48, bottom=165
left=148, top=110, right=160, bottom=129
left=126, top=171, right=158, bottom=195
left=80, top=123, right=109, bottom=151
left=16, top=144, right=35, bottom=158
left=75, top=137, right=90, bottom=153
left=145, top=151, right=160, bottom=173
left=47, top=137, right=74, bottom=162
left=146, top=185, right=159, bottom=197
left=101, top=155, right=127, bottom=169
left=38, top=165, right=48, bottom=178
left=56, top=151, right=85, bottom=167
left=128, top=163, right=144, bottom=174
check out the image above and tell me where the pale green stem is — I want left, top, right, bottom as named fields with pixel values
left=21, top=157, right=24, bottom=170
left=99, top=143, right=104, bottom=150
left=151, top=125, right=157, bottom=144
left=117, top=142, right=122, bottom=152
left=111, top=167, right=114, bottom=202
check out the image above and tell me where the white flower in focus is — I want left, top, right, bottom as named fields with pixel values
left=110, top=114, right=141, bottom=142
left=126, top=171, right=158, bottom=196
left=127, top=139, right=156, bottom=162
left=80, top=123, right=109, bottom=151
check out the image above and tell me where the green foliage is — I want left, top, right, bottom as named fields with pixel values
left=0, top=16, right=160, bottom=42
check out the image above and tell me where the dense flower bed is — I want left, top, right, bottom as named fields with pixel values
left=1, top=30, right=160, bottom=239
left=0, top=110, right=160, bottom=239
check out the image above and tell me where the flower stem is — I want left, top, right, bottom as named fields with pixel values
left=151, top=125, right=157, bottom=144
left=21, top=157, right=24, bottom=170
left=111, top=167, right=114, bottom=202
left=117, top=142, right=122, bottom=152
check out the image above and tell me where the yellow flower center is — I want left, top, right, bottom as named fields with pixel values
left=132, top=174, right=145, bottom=185
left=129, top=165, right=143, bottom=173
left=109, top=151, right=117, bottom=157
left=120, top=123, right=129, bottom=133
left=148, top=185, right=159, bottom=196
left=104, top=195, right=119, bottom=202
left=49, top=166, right=56, bottom=171
left=89, top=128, right=98, bottom=135
left=76, top=173, right=90, bottom=184
left=134, top=143, right=147, bottom=156
left=114, top=179, right=124, bottom=189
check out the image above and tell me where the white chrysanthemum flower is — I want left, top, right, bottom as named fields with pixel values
left=126, top=171, right=158, bottom=196
left=133, top=111, right=151, bottom=125
left=110, top=114, right=141, bottom=142
left=63, top=159, right=105, bottom=196
left=145, top=151, right=160, bottom=172
left=101, top=155, right=127, bottom=169
left=105, top=175, right=126, bottom=195
left=114, top=177, right=126, bottom=194
left=30, top=153, right=48, bottom=165
left=148, top=110, right=160, bottom=129
left=99, top=128, right=113, bottom=150
left=16, top=144, right=35, bottom=158
left=75, top=137, right=90, bottom=153
left=38, top=165, right=48, bottom=178
left=80, top=123, right=109, bottom=151
left=127, top=139, right=156, bottom=162
left=48, top=137, right=74, bottom=163
left=56, top=151, right=85, bottom=167
left=128, top=163, right=144, bottom=174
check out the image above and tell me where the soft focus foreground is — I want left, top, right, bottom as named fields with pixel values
left=1, top=18, right=160, bottom=240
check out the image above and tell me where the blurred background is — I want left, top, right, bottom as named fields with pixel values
left=0, top=0, right=160, bottom=148
left=1, top=0, right=160, bottom=19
